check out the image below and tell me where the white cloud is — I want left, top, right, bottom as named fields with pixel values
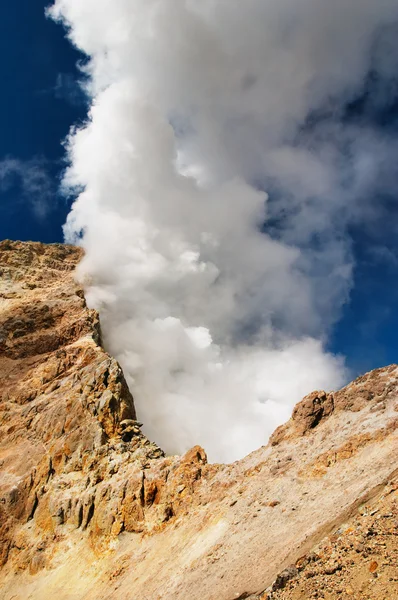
left=54, top=72, right=86, bottom=107
left=0, top=157, right=54, bottom=218
left=48, top=0, right=398, bottom=461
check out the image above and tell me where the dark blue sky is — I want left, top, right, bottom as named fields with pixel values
left=1, top=0, right=398, bottom=378
left=330, top=72, right=398, bottom=375
left=0, top=0, right=86, bottom=243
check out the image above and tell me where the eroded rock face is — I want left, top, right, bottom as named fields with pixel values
left=0, top=241, right=397, bottom=600
left=0, top=240, right=185, bottom=570
left=269, top=366, right=398, bottom=446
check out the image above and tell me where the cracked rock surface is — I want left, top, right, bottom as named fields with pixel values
left=0, top=240, right=397, bottom=600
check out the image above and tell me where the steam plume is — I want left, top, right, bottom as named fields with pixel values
left=49, top=0, right=398, bottom=461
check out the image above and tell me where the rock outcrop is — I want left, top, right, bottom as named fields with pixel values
left=0, top=240, right=397, bottom=600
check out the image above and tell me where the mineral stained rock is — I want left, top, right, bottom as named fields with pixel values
left=0, top=240, right=397, bottom=600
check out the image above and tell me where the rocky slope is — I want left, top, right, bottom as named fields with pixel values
left=268, top=480, right=398, bottom=600
left=0, top=240, right=397, bottom=600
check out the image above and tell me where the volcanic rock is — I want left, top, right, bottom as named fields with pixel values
left=0, top=240, right=397, bottom=600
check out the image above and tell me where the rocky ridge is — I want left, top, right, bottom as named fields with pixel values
left=0, top=240, right=397, bottom=600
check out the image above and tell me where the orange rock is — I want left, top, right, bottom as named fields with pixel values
left=369, top=560, right=378, bottom=573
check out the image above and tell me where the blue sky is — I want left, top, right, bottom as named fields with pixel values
left=0, top=0, right=86, bottom=242
left=1, top=0, right=398, bottom=379
left=330, top=76, right=398, bottom=374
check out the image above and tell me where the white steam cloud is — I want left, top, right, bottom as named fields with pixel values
left=49, top=0, right=398, bottom=462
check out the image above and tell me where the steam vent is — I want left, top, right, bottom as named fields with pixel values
left=0, top=240, right=397, bottom=599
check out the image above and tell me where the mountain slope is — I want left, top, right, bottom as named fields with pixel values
left=0, top=240, right=397, bottom=600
